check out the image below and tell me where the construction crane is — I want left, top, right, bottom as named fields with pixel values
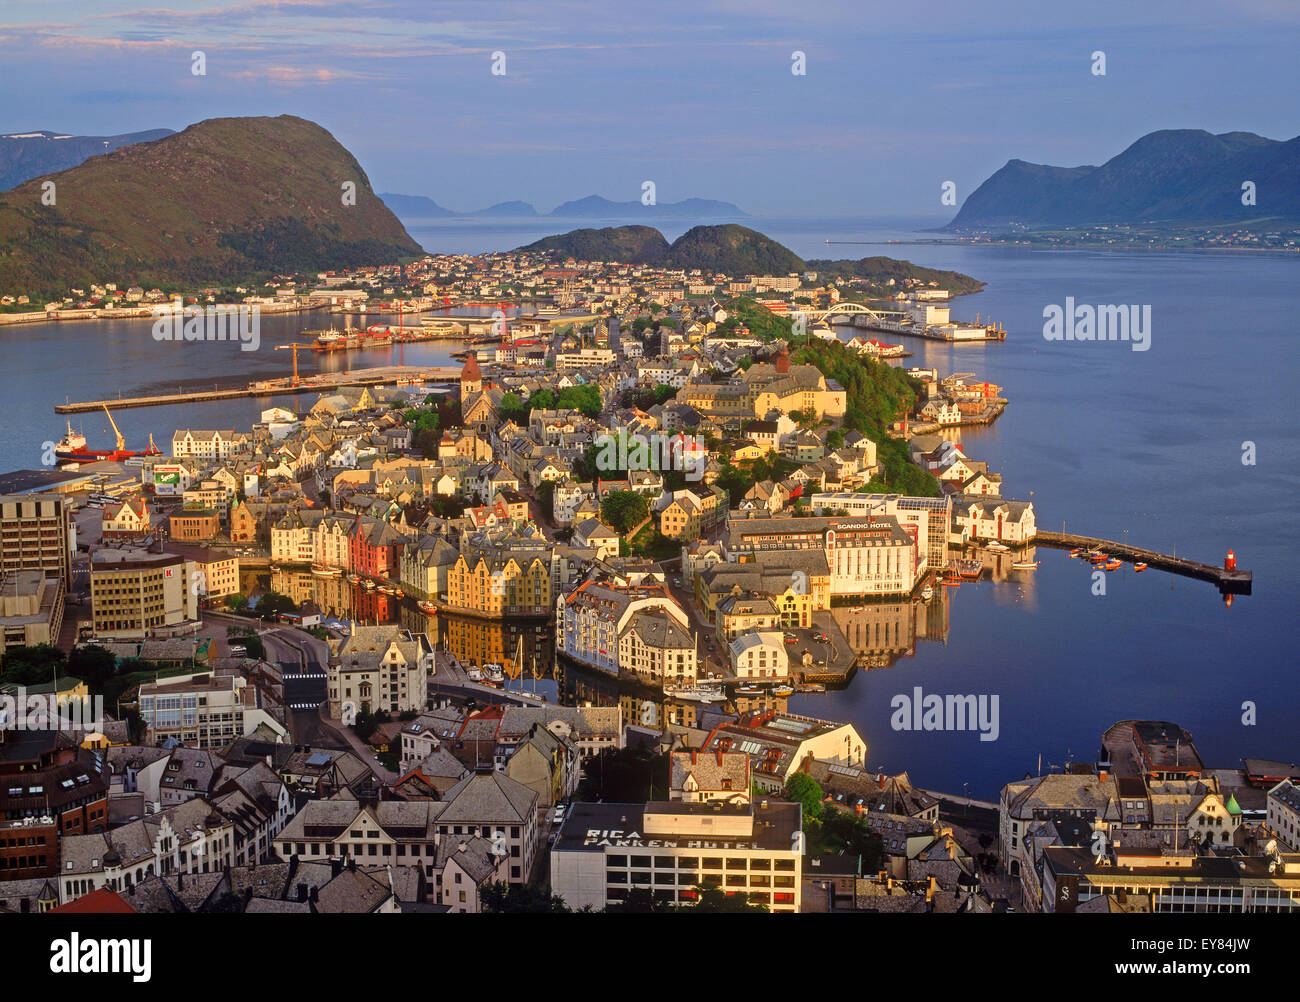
left=274, top=343, right=313, bottom=387
left=102, top=404, right=126, bottom=451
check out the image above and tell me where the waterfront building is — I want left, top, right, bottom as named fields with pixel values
left=327, top=626, right=432, bottom=720
left=1041, top=844, right=1300, bottom=913
left=699, top=710, right=868, bottom=793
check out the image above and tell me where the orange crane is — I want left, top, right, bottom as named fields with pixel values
left=274, top=343, right=313, bottom=387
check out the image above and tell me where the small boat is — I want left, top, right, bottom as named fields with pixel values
left=311, top=565, right=342, bottom=578
left=772, top=684, right=795, bottom=697
left=269, top=564, right=281, bottom=572
left=347, top=574, right=361, bottom=584
left=797, top=682, right=825, bottom=694
left=1134, top=562, right=1148, bottom=572
left=377, top=585, right=395, bottom=595
left=665, top=685, right=726, bottom=703
left=362, top=579, right=376, bottom=591
left=1011, top=560, right=1039, bottom=570
left=466, top=668, right=483, bottom=682
left=1086, top=551, right=1110, bottom=564
left=1069, top=548, right=1082, bottom=558
left=1103, top=558, right=1122, bottom=571
left=735, top=685, right=763, bottom=696
left=921, top=586, right=934, bottom=600
left=986, top=541, right=1010, bottom=552
left=418, top=599, right=437, bottom=613
left=393, top=588, right=404, bottom=599
left=942, top=578, right=962, bottom=587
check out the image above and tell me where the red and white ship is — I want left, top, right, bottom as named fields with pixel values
left=55, top=407, right=162, bottom=462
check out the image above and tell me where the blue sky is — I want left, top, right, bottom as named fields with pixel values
left=0, top=0, right=1296, bottom=216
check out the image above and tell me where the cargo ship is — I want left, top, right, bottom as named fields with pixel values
left=55, top=409, right=161, bottom=462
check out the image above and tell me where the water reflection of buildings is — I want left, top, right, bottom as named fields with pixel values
left=265, top=568, right=553, bottom=676
left=830, top=585, right=950, bottom=670
left=439, top=614, right=552, bottom=680
left=558, top=653, right=790, bottom=731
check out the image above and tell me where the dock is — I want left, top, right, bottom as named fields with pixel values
left=53, top=364, right=463, bottom=414
left=1033, top=531, right=1252, bottom=594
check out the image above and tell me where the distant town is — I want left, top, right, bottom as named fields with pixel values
left=0, top=241, right=1293, bottom=918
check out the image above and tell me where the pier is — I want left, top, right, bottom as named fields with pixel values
left=53, top=364, right=463, bottom=414
left=1033, top=531, right=1252, bottom=594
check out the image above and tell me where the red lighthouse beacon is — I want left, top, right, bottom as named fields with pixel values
left=1224, top=550, right=1237, bottom=572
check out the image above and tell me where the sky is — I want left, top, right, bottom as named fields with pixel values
left=0, top=0, right=1296, bottom=217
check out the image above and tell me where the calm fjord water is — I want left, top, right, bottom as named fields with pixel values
left=2, top=218, right=1294, bottom=797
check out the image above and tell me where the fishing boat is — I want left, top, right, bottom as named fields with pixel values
left=735, top=685, right=763, bottom=696
left=1134, top=562, right=1148, bottom=572
left=1011, top=560, right=1039, bottom=570
left=1086, top=551, right=1110, bottom=563
left=772, top=684, right=795, bottom=697
left=377, top=585, right=395, bottom=595
left=1103, top=558, right=1123, bottom=571
left=311, top=565, right=342, bottom=578
left=417, top=599, right=437, bottom=613
left=362, top=579, right=376, bottom=591
left=1069, top=548, right=1082, bottom=558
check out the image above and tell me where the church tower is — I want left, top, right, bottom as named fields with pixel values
left=460, top=354, right=482, bottom=397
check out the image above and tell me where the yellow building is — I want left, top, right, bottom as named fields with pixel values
left=447, top=551, right=551, bottom=617
left=89, top=550, right=196, bottom=640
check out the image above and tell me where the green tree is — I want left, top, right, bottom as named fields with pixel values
left=0, top=644, right=65, bottom=686
left=687, top=884, right=769, bottom=913
left=481, top=882, right=570, bottom=913
left=599, top=490, right=649, bottom=534
left=785, top=772, right=825, bottom=821
left=66, top=644, right=118, bottom=691
left=255, top=591, right=297, bottom=620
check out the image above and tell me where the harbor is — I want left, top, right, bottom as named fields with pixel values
left=1034, top=530, right=1253, bottom=594
left=52, top=364, right=463, bottom=414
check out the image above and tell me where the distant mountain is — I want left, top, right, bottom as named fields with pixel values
left=520, top=225, right=671, bottom=262
left=378, top=192, right=455, bottom=217
left=0, top=115, right=421, bottom=299
left=547, top=194, right=747, bottom=218
left=665, top=224, right=801, bottom=273
left=469, top=200, right=539, bottom=217
left=948, top=129, right=1300, bottom=230
left=805, top=256, right=985, bottom=296
left=0, top=128, right=175, bottom=191
left=520, top=223, right=799, bottom=273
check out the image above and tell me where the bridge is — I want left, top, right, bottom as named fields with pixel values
left=802, top=302, right=910, bottom=323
